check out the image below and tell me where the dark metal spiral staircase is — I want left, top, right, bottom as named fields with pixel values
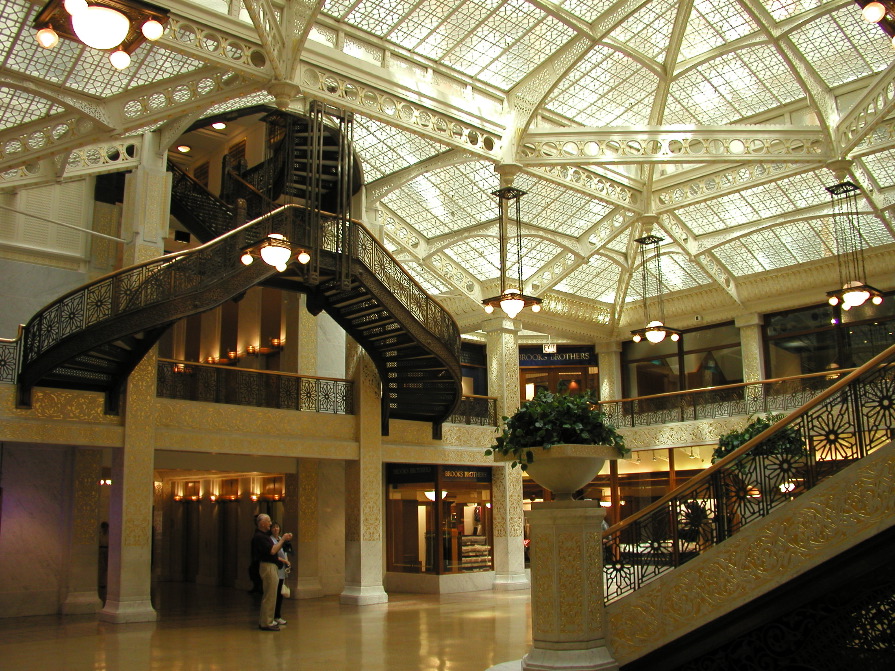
left=16, top=105, right=462, bottom=436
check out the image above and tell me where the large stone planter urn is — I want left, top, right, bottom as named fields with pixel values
left=495, top=444, right=616, bottom=500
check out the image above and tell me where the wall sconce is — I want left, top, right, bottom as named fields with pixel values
left=250, top=494, right=258, bottom=501
left=33, top=0, right=169, bottom=70
left=270, top=338, right=283, bottom=349
left=246, top=345, right=259, bottom=356
left=98, top=478, right=112, bottom=486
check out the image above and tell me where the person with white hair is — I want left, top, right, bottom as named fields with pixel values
left=251, top=514, right=293, bottom=631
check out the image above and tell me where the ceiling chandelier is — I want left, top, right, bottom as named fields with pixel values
left=825, top=181, right=883, bottom=312
left=481, top=186, right=541, bottom=320
left=631, top=234, right=681, bottom=344
left=856, top=1, right=895, bottom=45
left=33, top=0, right=168, bottom=70
left=240, top=233, right=310, bottom=273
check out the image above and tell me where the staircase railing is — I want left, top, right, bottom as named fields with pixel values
left=168, top=161, right=235, bottom=240
left=602, top=342, right=895, bottom=604
left=599, top=368, right=856, bottom=428
left=157, top=359, right=353, bottom=414
left=16, top=205, right=304, bottom=389
left=324, top=213, right=461, bottom=360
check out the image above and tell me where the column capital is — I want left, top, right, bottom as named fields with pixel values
left=481, top=315, right=520, bottom=333
left=735, top=313, right=764, bottom=328
left=595, top=340, right=622, bottom=354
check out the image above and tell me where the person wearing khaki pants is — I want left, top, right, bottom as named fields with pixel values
left=252, top=514, right=293, bottom=631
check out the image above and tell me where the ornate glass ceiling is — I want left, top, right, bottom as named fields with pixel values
left=0, top=0, right=892, bottom=339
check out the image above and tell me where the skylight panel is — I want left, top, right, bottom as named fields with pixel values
left=0, top=88, right=62, bottom=132
left=680, top=0, right=758, bottom=61
left=676, top=194, right=758, bottom=234
left=352, top=116, right=447, bottom=181
left=0, top=0, right=33, bottom=64
left=546, top=46, right=658, bottom=126
left=714, top=239, right=766, bottom=275
left=669, top=46, right=801, bottom=123
left=202, top=92, right=276, bottom=118
left=322, top=0, right=359, bottom=20
left=388, top=0, right=459, bottom=51
left=762, top=0, right=824, bottom=23
left=125, top=46, right=205, bottom=91
left=404, top=261, right=453, bottom=295
left=790, top=6, right=892, bottom=88
left=346, top=0, right=417, bottom=36
left=479, top=14, right=575, bottom=90
left=444, top=236, right=500, bottom=280
left=613, top=0, right=678, bottom=62
left=515, top=174, right=614, bottom=237
left=560, top=0, right=617, bottom=23
left=555, top=257, right=620, bottom=302
left=662, top=254, right=710, bottom=292
left=381, top=162, right=497, bottom=238
left=417, top=1, right=493, bottom=62
left=860, top=149, right=895, bottom=188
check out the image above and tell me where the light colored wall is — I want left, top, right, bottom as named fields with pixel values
left=317, top=310, right=346, bottom=378
left=0, top=258, right=86, bottom=338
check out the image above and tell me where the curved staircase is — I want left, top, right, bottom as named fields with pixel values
left=16, top=106, right=461, bottom=436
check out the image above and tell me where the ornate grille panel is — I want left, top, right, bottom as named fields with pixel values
left=603, top=346, right=895, bottom=604
left=0, top=338, right=19, bottom=384
left=449, top=395, right=498, bottom=426
left=600, top=372, right=848, bottom=428
left=156, top=360, right=353, bottom=415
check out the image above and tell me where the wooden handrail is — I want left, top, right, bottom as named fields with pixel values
left=158, top=358, right=350, bottom=383
left=604, top=342, right=895, bottom=536
left=598, top=367, right=858, bottom=406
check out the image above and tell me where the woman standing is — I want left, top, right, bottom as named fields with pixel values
left=269, top=522, right=290, bottom=626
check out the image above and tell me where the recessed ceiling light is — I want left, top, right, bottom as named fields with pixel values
left=211, top=122, right=227, bottom=130
left=176, top=145, right=191, bottom=153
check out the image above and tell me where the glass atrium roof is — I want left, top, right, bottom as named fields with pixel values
left=1, top=0, right=893, bottom=338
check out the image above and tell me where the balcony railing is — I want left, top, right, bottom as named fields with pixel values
left=449, top=394, right=498, bottom=426
left=602, top=344, right=895, bottom=604
left=599, top=369, right=856, bottom=428
left=157, top=359, right=353, bottom=414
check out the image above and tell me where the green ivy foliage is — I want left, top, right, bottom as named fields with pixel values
left=711, top=413, right=806, bottom=463
left=485, top=390, right=628, bottom=470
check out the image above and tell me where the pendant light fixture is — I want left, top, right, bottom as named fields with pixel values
left=481, top=187, right=541, bottom=319
left=825, top=181, right=883, bottom=311
left=630, top=234, right=681, bottom=344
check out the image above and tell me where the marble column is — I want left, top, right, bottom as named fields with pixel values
left=736, top=313, right=765, bottom=409
left=99, top=351, right=159, bottom=623
left=121, top=132, right=170, bottom=267
left=293, top=461, right=324, bottom=598
left=61, top=447, right=103, bottom=614
left=341, top=353, right=388, bottom=605
left=485, top=316, right=528, bottom=590
left=195, top=490, right=219, bottom=586
left=596, top=342, right=622, bottom=402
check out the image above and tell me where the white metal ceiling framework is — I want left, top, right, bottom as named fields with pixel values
left=1, top=0, right=894, bottom=340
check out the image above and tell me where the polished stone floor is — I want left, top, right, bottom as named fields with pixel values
left=0, top=583, right=533, bottom=671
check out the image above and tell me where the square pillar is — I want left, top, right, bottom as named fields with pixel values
left=60, top=447, right=103, bottom=614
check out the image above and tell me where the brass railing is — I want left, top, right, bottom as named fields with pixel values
left=598, top=369, right=856, bottom=428
left=449, top=394, right=498, bottom=426
left=157, top=359, right=352, bottom=414
left=602, top=343, right=895, bottom=604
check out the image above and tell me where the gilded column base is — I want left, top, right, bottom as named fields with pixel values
left=493, top=571, right=530, bottom=591
left=521, top=647, right=619, bottom=670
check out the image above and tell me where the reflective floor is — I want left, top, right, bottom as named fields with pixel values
left=0, top=583, right=532, bottom=671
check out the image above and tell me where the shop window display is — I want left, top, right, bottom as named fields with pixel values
left=386, top=464, right=493, bottom=575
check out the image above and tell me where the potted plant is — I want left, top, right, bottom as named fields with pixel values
left=711, top=413, right=805, bottom=463
left=486, top=390, right=628, bottom=499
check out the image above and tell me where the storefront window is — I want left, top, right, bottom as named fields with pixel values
left=765, top=296, right=895, bottom=377
left=518, top=345, right=598, bottom=401
left=623, top=323, right=742, bottom=398
left=385, top=464, right=493, bottom=574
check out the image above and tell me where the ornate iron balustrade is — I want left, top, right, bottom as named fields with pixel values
left=17, top=206, right=304, bottom=376
left=449, top=395, right=498, bottom=426
left=599, top=370, right=853, bottom=428
left=320, top=214, right=462, bottom=362
left=602, top=344, right=895, bottom=605
left=168, top=161, right=235, bottom=239
left=157, top=359, right=353, bottom=414
left=0, top=335, right=19, bottom=384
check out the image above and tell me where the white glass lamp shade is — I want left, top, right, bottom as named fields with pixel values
left=109, top=49, right=130, bottom=69
left=240, top=252, right=254, bottom=266
left=296, top=250, right=310, bottom=264
left=645, top=320, right=667, bottom=344
left=531, top=302, right=541, bottom=312
left=63, top=0, right=88, bottom=15
left=72, top=6, right=130, bottom=50
left=141, top=19, right=164, bottom=41
left=841, top=281, right=870, bottom=310
left=862, top=1, right=886, bottom=22
left=483, top=303, right=494, bottom=314
left=632, top=333, right=642, bottom=343
left=872, top=295, right=883, bottom=305
left=500, top=289, right=525, bottom=319
left=36, top=27, right=59, bottom=48
left=259, top=234, right=292, bottom=267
